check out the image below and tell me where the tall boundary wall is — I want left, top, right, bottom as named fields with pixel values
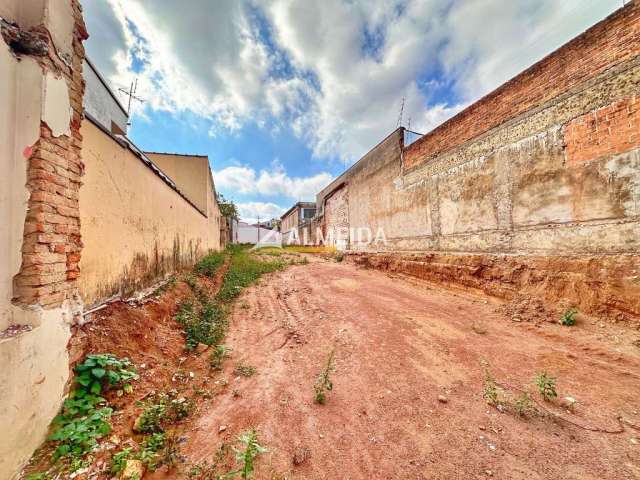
left=79, top=119, right=222, bottom=308
left=318, top=2, right=640, bottom=321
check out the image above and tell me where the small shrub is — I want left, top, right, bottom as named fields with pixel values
left=513, top=392, right=535, bottom=417
left=334, top=253, right=344, bottom=263
left=137, top=433, right=165, bottom=470
left=48, top=354, right=137, bottom=463
left=210, top=345, right=229, bottom=370
left=74, top=354, right=138, bottom=397
left=135, top=402, right=168, bottom=433
left=483, top=370, right=499, bottom=406
left=110, top=447, right=133, bottom=474
left=135, top=393, right=193, bottom=433
left=234, top=364, right=256, bottom=377
left=560, top=308, right=578, bottom=326
left=314, top=350, right=334, bottom=404
left=533, top=371, right=558, bottom=401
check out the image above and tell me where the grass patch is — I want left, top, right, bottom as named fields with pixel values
left=195, top=252, right=226, bottom=278
left=217, top=245, right=285, bottom=303
left=175, top=299, right=227, bottom=350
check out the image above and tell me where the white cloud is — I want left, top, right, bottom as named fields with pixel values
left=85, top=0, right=622, bottom=163
left=215, top=162, right=333, bottom=201
left=237, top=202, right=286, bottom=223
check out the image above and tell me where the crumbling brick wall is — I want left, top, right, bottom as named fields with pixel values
left=11, top=1, right=88, bottom=312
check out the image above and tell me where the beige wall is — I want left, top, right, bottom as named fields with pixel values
left=79, top=119, right=222, bottom=307
left=146, top=152, right=210, bottom=214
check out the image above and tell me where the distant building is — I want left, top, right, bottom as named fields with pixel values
left=281, top=202, right=317, bottom=244
left=237, top=221, right=281, bottom=245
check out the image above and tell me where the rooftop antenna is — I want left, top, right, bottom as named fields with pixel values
left=396, top=96, right=405, bottom=128
left=407, top=117, right=412, bottom=131
left=118, top=78, right=145, bottom=126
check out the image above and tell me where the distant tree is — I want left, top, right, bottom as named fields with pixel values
left=217, top=193, right=239, bottom=220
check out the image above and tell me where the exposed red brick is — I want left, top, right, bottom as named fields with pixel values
left=12, top=0, right=87, bottom=308
left=565, top=95, right=640, bottom=166
left=404, top=2, right=640, bottom=170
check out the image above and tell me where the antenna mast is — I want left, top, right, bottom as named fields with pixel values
left=118, top=78, right=145, bottom=126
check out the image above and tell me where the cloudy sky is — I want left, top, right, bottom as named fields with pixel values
left=83, top=0, right=621, bottom=223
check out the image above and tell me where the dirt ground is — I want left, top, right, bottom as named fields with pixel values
left=23, top=254, right=640, bottom=480
left=177, top=257, right=640, bottom=480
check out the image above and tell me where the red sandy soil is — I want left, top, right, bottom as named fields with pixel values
left=181, top=258, right=640, bottom=480
left=23, top=255, right=640, bottom=479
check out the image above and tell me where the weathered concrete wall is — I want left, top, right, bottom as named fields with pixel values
left=316, top=2, right=640, bottom=320
left=0, top=0, right=88, bottom=478
left=146, top=152, right=211, bottom=215
left=79, top=119, right=222, bottom=307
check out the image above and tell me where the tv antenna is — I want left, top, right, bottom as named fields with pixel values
left=396, top=96, right=405, bottom=128
left=118, top=78, right=145, bottom=126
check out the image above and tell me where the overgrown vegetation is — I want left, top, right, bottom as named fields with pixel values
left=195, top=252, right=226, bottom=278
left=314, top=350, right=335, bottom=404
left=560, top=307, right=578, bottom=326
left=48, top=354, right=138, bottom=466
left=110, top=432, right=180, bottom=474
left=217, top=245, right=286, bottom=303
left=533, top=371, right=558, bottom=401
left=134, top=392, right=193, bottom=433
left=176, top=299, right=227, bottom=350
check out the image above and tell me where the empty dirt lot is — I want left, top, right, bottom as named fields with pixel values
left=179, top=257, right=640, bottom=480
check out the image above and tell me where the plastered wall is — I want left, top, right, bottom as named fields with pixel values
left=316, top=2, right=640, bottom=319
left=79, top=119, right=222, bottom=307
left=0, top=0, right=87, bottom=478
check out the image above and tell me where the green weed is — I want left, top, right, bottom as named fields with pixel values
left=560, top=308, right=578, bottom=326
left=196, top=252, right=226, bottom=278
left=314, top=350, right=335, bottom=404
left=232, top=430, right=267, bottom=479
left=483, top=370, right=499, bottom=406
left=533, top=371, right=558, bottom=401
left=513, top=392, right=535, bottom=417
left=210, top=345, right=229, bottom=370
left=48, top=354, right=137, bottom=463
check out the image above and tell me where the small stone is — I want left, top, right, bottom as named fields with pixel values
left=479, top=426, right=486, bottom=431
left=120, top=460, right=144, bottom=480
left=630, top=437, right=638, bottom=445
left=218, top=425, right=227, bottom=433
left=196, top=343, right=209, bottom=354
left=512, top=316, right=522, bottom=322
left=485, top=470, right=493, bottom=477
left=437, top=395, right=448, bottom=403
left=559, top=396, right=577, bottom=411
